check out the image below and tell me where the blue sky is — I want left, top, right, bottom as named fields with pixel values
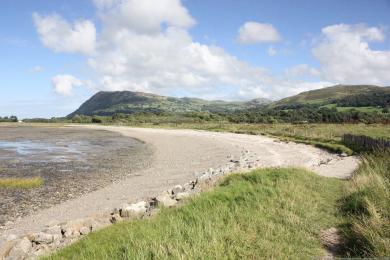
left=1, top=0, right=390, bottom=118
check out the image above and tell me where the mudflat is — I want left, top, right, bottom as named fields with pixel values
left=0, top=125, right=152, bottom=225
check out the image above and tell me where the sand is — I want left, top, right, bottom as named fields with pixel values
left=0, top=125, right=359, bottom=244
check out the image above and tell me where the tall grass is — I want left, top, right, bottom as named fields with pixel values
left=48, top=168, right=344, bottom=259
left=0, top=177, right=44, bottom=188
left=117, top=122, right=389, bottom=154
left=340, top=151, right=390, bottom=257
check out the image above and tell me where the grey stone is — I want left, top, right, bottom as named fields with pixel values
left=120, top=201, right=148, bottom=218
left=171, top=185, right=184, bottom=195
left=175, top=192, right=192, bottom=200
left=31, top=232, right=54, bottom=244
left=156, top=194, right=177, bottom=208
left=6, top=237, right=31, bottom=259
left=79, top=226, right=90, bottom=235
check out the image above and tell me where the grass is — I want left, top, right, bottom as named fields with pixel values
left=113, top=122, right=389, bottom=154
left=321, top=104, right=383, bottom=113
left=340, top=151, right=390, bottom=257
left=0, top=177, right=44, bottom=188
left=48, top=168, right=344, bottom=259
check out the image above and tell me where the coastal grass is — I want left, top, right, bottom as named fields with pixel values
left=116, top=122, right=389, bottom=154
left=49, top=168, right=344, bottom=259
left=340, top=151, right=390, bottom=257
left=0, top=177, right=44, bottom=188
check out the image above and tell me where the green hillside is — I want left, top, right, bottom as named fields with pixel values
left=272, top=85, right=390, bottom=108
left=68, top=91, right=271, bottom=117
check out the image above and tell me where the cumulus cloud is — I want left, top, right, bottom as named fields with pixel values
left=52, top=75, right=83, bottom=96
left=284, top=64, right=320, bottom=79
left=33, top=13, right=96, bottom=55
left=238, top=22, right=281, bottom=44
left=313, top=24, right=390, bottom=85
left=96, top=0, right=195, bottom=34
left=34, top=0, right=335, bottom=101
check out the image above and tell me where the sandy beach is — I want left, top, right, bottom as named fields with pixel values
left=0, top=125, right=359, bottom=244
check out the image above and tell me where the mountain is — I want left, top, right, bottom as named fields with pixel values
left=271, top=85, right=390, bottom=108
left=68, top=91, right=271, bottom=117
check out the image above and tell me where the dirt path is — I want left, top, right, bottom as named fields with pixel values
left=0, top=126, right=359, bottom=244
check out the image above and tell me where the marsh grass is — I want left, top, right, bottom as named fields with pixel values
left=116, top=122, right=389, bottom=154
left=48, top=168, right=344, bottom=259
left=0, top=177, right=44, bottom=188
left=340, top=151, right=390, bottom=257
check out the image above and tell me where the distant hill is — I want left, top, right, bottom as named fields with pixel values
left=271, top=85, right=390, bottom=108
left=68, top=91, right=271, bottom=117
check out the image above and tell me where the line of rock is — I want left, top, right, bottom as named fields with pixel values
left=0, top=149, right=261, bottom=260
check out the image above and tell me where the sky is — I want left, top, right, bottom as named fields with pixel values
left=1, top=0, right=390, bottom=118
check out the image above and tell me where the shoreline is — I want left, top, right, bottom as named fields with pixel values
left=0, top=125, right=359, bottom=247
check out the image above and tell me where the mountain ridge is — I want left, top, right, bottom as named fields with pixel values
left=69, top=85, right=390, bottom=117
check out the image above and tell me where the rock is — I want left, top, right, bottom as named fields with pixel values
left=110, top=214, right=123, bottom=224
left=340, top=152, right=348, bottom=157
left=175, top=192, right=192, bottom=200
left=79, top=226, right=90, bottom=235
left=120, top=201, right=148, bottom=218
left=30, top=232, right=54, bottom=244
left=6, top=234, right=18, bottom=241
left=197, top=172, right=211, bottom=182
left=44, top=225, right=62, bottom=236
left=62, top=227, right=80, bottom=239
left=0, top=240, right=17, bottom=259
left=171, top=185, right=184, bottom=195
left=90, top=219, right=110, bottom=232
left=156, top=194, right=177, bottom=208
left=6, top=237, right=31, bottom=259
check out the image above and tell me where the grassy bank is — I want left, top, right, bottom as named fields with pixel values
left=49, top=168, right=344, bottom=259
left=0, top=177, right=44, bottom=188
left=341, top=151, right=390, bottom=257
left=111, top=122, right=388, bottom=155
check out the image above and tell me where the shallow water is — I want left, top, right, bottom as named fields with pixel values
left=0, top=125, right=152, bottom=225
left=0, top=140, right=84, bottom=162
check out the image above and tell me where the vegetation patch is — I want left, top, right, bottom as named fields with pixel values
left=0, top=177, right=44, bottom=188
left=340, top=152, right=390, bottom=257
left=49, top=168, right=343, bottom=259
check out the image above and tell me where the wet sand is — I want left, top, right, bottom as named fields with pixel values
left=0, top=125, right=152, bottom=225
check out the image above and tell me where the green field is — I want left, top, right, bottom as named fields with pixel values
left=321, top=104, right=383, bottom=113
left=48, top=168, right=344, bottom=259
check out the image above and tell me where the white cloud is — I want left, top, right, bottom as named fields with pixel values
left=238, top=22, right=281, bottom=44
left=313, top=23, right=390, bottom=85
left=35, top=0, right=334, bottom=101
left=33, top=13, right=96, bottom=55
left=52, top=75, right=83, bottom=96
left=284, top=64, right=320, bottom=78
left=267, top=46, right=277, bottom=56
left=97, top=0, right=195, bottom=34
left=29, top=65, right=44, bottom=73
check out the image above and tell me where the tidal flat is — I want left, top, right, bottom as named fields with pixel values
left=0, top=125, right=152, bottom=226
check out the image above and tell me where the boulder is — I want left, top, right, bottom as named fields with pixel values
left=110, top=214, right=123, bottom=224
left=175, top=192, right=192, bottom=200
left=171, top=185, right=184, bottom=195
left=6, top=237, right=31, bottom=259
left=30, top=232, right=54, bottom=244
left=120, top=201, right=148, bottom=218
left=79, top=226, right=90, bottom=235
left=156, top=194, right=177, bottom=208
left=0, top=240, right=17, bottom=259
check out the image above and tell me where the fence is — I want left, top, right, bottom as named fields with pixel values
left=342, top=134, right=390, bottom=152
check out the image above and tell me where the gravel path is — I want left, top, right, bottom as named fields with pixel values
left=0, top=126, right=359, bottom=244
